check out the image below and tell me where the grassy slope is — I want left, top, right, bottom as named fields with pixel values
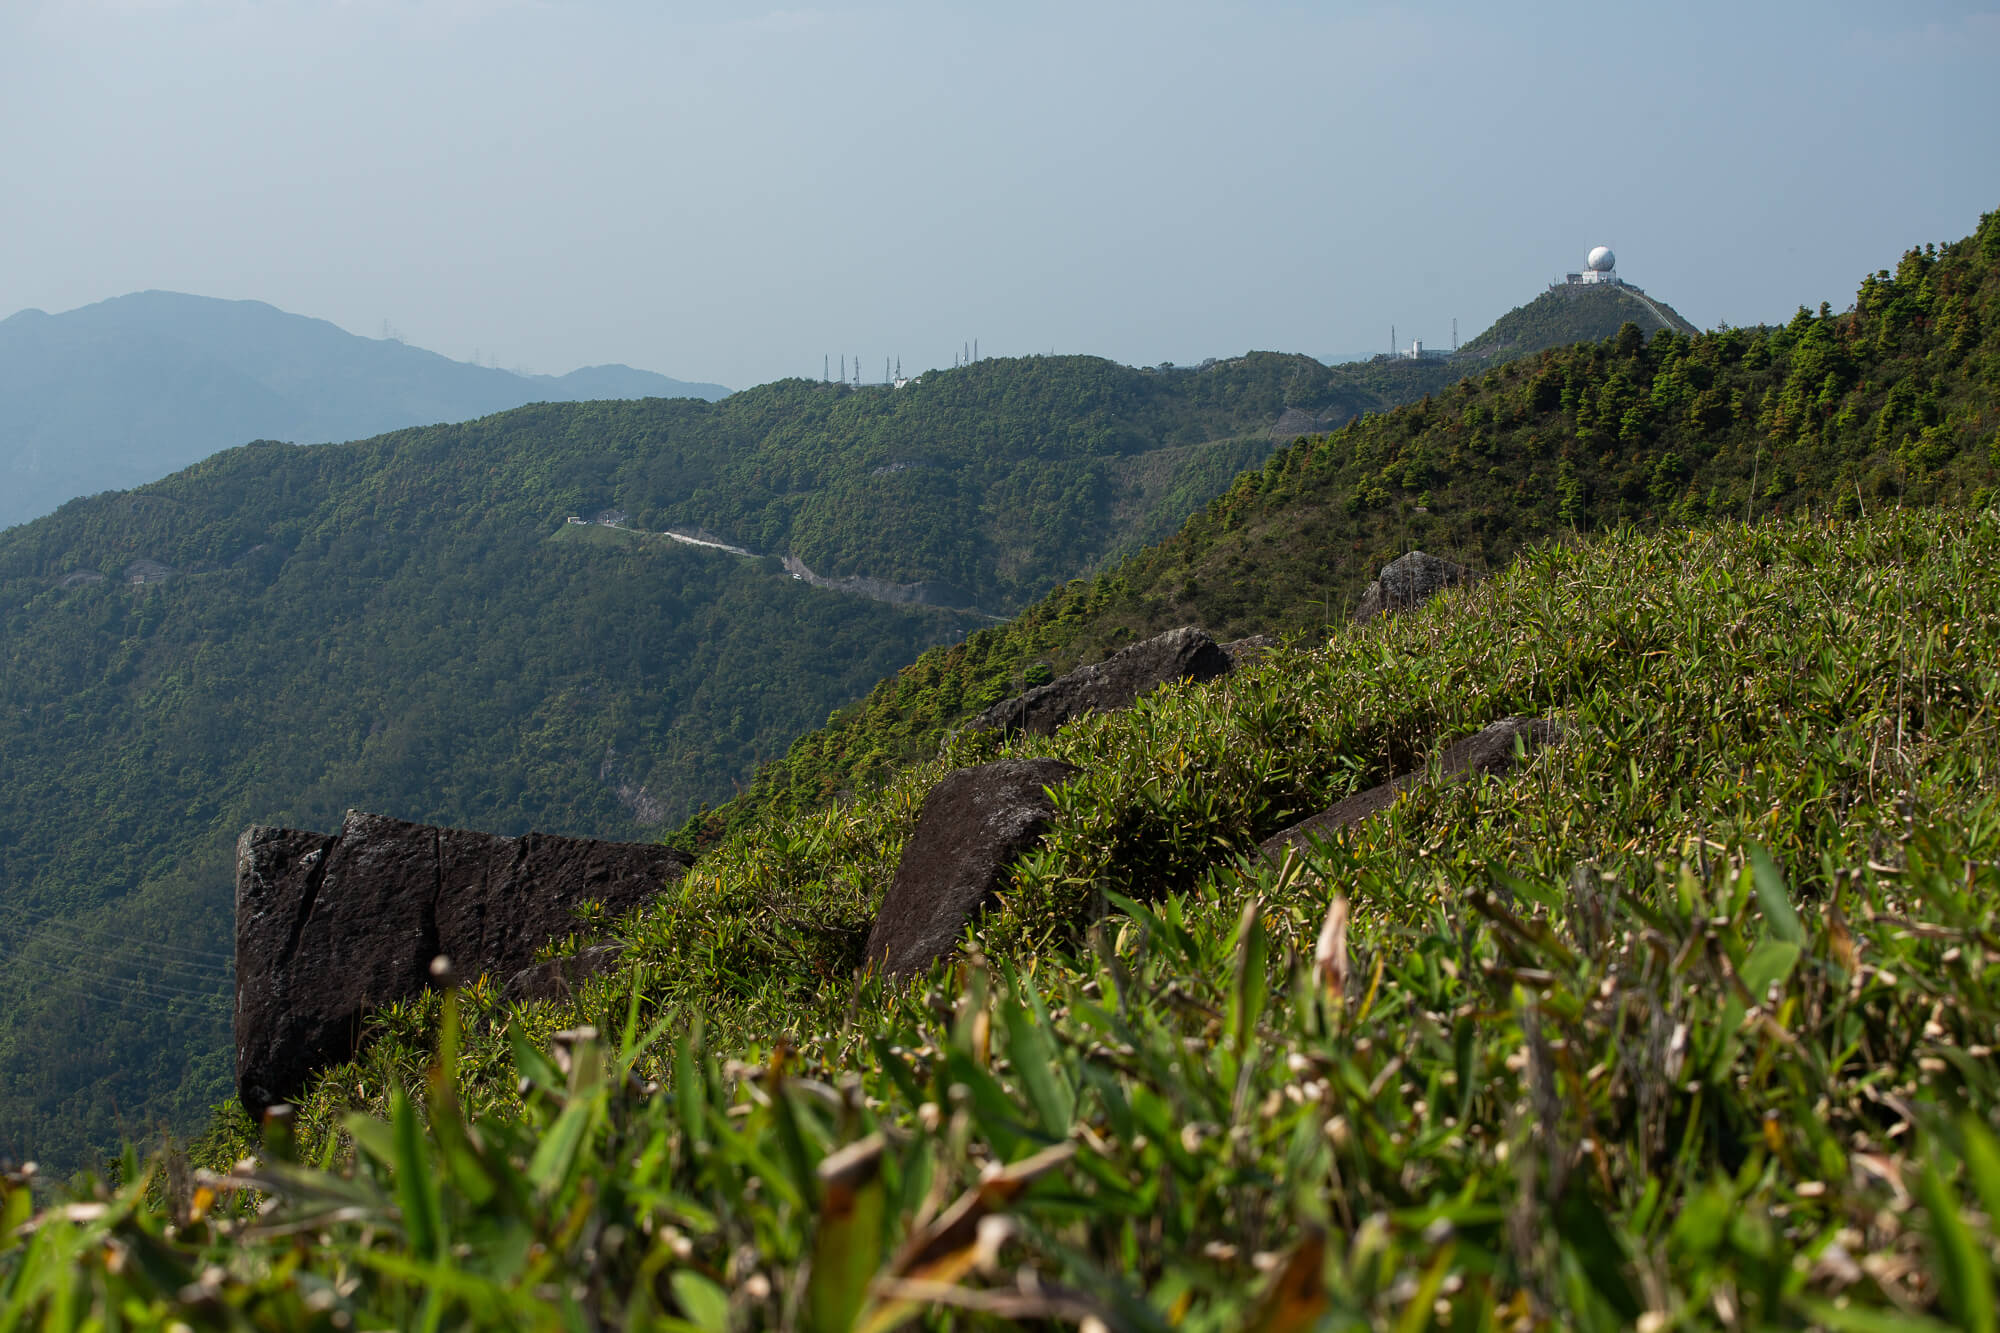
left=683, top=212, right=2000, bottom=845
left=17, top=506, right=1997, bottom=1328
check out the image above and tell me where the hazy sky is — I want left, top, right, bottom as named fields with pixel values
left=5, top=1, right=1997, bottom=389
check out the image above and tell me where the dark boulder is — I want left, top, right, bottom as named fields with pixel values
left=966, top=626, right=1231, bottom=738
left=1353, top=551, right=1468, bottom=621
left=863, top=758, right=1080, bottom=976
left=502, top=942, right=627, bottom=1007
left=1261, top=716, right=1557, bottom=859
left=235, top=810, right=690, bottom=1117
left=1222, top=633, right=1277, bottom=667
left=1435, top=715, right=1559, bottom=781
left=1259, top=782, right=1411, bottom=855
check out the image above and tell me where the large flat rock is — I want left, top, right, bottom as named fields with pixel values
left=864, top=758, right=1080, bottom=976
left=966, top=626, right=1231, bottom=738
left=1353, top=550, right=1468, bottom=621
left=1261, top=716, right=1558, bottom=858
left=235, top=810, right=690, bottom=1116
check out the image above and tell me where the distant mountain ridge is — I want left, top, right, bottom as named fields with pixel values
left=0, top=291, right=729, bottom=530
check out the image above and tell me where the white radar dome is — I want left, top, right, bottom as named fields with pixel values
left=1586, top=245, right=1616, bottom=272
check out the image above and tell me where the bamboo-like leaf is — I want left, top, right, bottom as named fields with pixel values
left=805, top=1135, right=887, bottom=1333
left=1231, top=897, right=1270, bottom=1054
left=425, top=982, right=499, bottom=1209
left=1959, top=1114, right=2000, bottom=1231
left=670, top=1270, right=731, bottom=1332
left=389, top=1088, right=444, bottom=1261
left=526, top=1100, right=596, bottom=1201
left=344, top=1112, right=402, bottom=1174
left=999, top=976, right=1074, bottom=1135
left=509, top=1025, right=567, bottom=1102
left=1750, top=845, right=1805, bottom=946
left=1740, top=938, right=1800, bottom=996
left=1919, top=1154, right=1995, bottom=1333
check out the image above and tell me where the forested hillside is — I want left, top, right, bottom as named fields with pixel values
left=687, top=211, right=2000, bottom=843
left=621, top=352, right=1459, bottom=611
left=0, top=349, right=1452, bottom=1174
left=1458, top=279, right=1698, bottom=363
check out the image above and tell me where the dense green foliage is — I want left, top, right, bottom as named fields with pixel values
left=690, top=212, right=2000, bottom=845
left=18, top=506, right=2000, bottom=1327
left=634, top=353, right=1455, bottom=612
left=5, top=353, right=1427, bottom=1176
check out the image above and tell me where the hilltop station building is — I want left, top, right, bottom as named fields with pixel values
left=1565, top=245, right=1620, bottom=286
left=1380, top=244, right=1675, bottom=364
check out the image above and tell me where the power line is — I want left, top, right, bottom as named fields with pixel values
left=0, top=900, right=235, bottom=964
left=0, top=938, right=228, bottom=1001
left=0, top=963, right=223, bottom=1008
left=10, top=937, right=230, bottom=983
left=3, top=972, right=229, bottom=1017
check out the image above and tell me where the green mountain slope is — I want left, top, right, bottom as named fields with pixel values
left=0, top=350, right=1465, bottom=1174
left=0, top=290, right=731, bottom=531
left=690, top=212, right=1999, bottom=842
left=1459, top=277, right=1699, bottom=363
left=640, top=353, right=1465, bottom=611
left=106, top=505, right=2000, bottom=1329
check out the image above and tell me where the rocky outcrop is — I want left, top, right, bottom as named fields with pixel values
left=502, top=942, right=627, bottom=1007
left=1222, top=634, right=1277, bottom=667
left=1261, top=716, right=1558, bottom=858
left=967, top=627, right=1232, bottom=738
left=1353, top=551, right=1467, bottom=621
left=863, top=759, right=1080, bottom=976
left=235, top=810, right=690, bottom=1117
left=1431, top=715, right=1561, bottom=781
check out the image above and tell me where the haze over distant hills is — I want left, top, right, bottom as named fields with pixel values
left=0, top=291, right=730, bottom=530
